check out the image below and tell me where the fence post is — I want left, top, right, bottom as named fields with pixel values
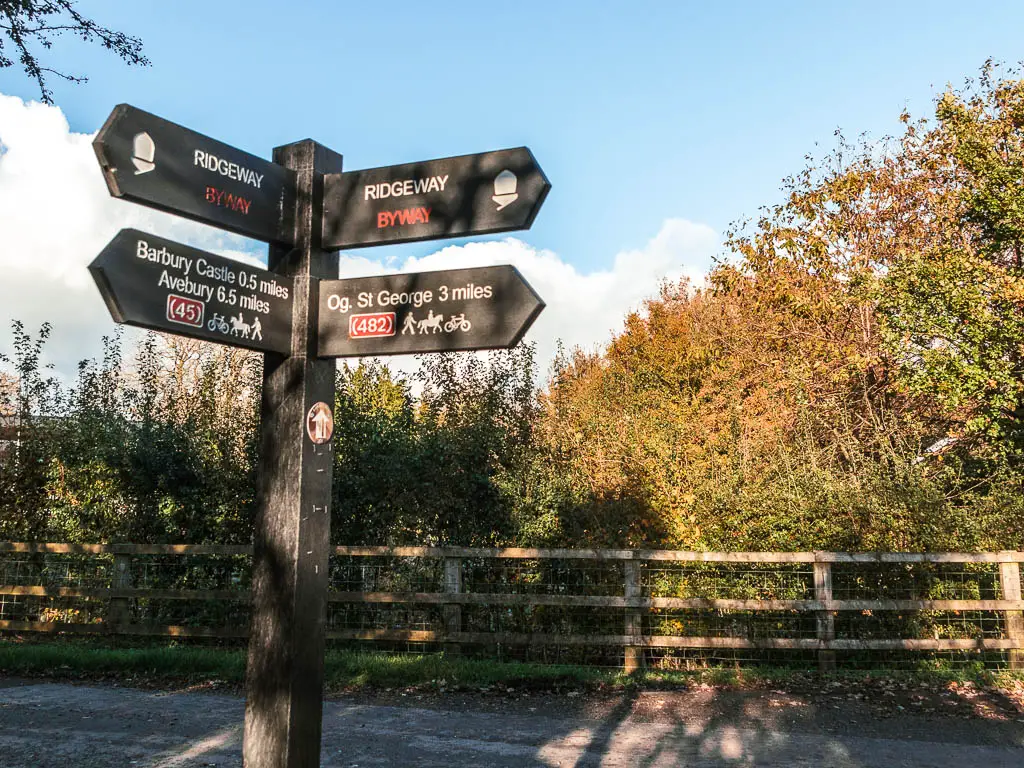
left=623, top=558, right=643, bottom=673
left=813, top=554, right=836, bottom=673
left=107, top=552, right=132, bottom=626
left=998, top=554, right=1023, bottom=671
left=443, top=557, right=462, bottom=656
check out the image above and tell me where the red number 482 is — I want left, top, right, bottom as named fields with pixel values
left=349, top=312, right=395, bottom=338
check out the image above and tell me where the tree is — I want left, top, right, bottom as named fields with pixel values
left=880, top=63, right=1024, bottom=458
left=0, top=321, right=65, bottom=539
left=331, top=347, right=548, bottom=546
left=539, top=64, right=1024, bottom=552
left=0, top=1, right=148, bottom=103
left=0, top=322, right=263, bottom=543
left=331, top=359, right=418, bottom=544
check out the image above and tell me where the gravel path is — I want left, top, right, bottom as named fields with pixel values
left=0, top=678, right=1022, bottom=766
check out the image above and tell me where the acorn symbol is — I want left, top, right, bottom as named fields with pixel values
left=132, top=132, right=155, bottom=175
left=492, top=170, right=518, bottom=211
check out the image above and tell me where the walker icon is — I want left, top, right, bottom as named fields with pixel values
left=492, top=169, right=518, bottom=211
left=131, top=132, right=155, bottom=175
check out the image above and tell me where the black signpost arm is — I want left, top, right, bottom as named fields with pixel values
left=243, top=140, right=342, bottom=768
left=87, top=101, right=548, bottom=767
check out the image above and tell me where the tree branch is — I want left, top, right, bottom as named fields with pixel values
left=0, top=1, right=148, bottom=104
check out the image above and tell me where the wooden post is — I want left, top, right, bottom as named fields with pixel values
left=107, top=552, right=132, bottom=626
left=998, top=555, right=1023, bottom=671
left=243, top=140, right=342, bottom=768
left=813, top=555, right=836, bottom=673
left=623, top=559, right=643, bottom=673
left=442, top=557, right=462, bottom=656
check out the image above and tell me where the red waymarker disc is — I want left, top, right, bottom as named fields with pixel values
left=306, top=402, right=333, bottom=444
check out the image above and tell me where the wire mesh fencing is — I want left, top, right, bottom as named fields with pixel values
left=0, top=543, right=1021, bottom=672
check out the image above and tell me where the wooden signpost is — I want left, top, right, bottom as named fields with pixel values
left=89, top=105, right=549, bottom=767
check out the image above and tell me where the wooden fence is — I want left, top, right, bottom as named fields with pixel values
left=0, top=543, right=1021, bottom=671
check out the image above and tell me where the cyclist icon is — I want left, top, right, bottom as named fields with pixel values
left=444, top=314, right=471, bottom=332
left=207, top=313, right=229, bottom=333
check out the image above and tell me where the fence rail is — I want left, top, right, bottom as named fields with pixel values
left=1, top=543, right=1021, bottom=672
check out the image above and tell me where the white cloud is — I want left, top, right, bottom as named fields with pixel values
left=0, top=94, right=718, bottom=385
left=352, top=220, right=716, bottom=381
left=0, top=94, right=266, bottom=379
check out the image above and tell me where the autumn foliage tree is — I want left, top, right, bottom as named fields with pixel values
left=540, top=63, right=1024, bottom=551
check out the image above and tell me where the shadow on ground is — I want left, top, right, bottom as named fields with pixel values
left=0, top=678, right=1021, bottom=766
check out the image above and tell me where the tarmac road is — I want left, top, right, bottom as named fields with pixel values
left=0, top=678, right=1022, bottom=767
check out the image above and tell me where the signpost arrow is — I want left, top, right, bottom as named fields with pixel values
left=94, top=104, right=296, bottom=244
left=321, top=148, right=550, bottom=250
left=89, top=228, right=294, bottom=354
left=318, top=265, right=544, bottom=357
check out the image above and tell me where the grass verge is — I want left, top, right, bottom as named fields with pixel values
left=0, top=639, right=1021, bottom=694
left=0, top=639, right=613, bottom=692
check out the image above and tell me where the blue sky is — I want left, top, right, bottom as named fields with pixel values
left=6, top=1, right=1022, bottom=266
left=1, top=1, right=1022, bottom=376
